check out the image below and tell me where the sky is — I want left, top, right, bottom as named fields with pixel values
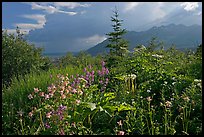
left=2, top=2, right=202, bottom=53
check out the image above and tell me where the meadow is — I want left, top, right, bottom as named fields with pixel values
left=2, top=10, right=202, bottom=135
left=2, top=42, right=202, bottom=135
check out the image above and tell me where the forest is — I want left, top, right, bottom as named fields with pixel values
left=2, top=9, right=202, bottom=135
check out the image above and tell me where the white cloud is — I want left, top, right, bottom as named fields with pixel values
left=29, top=2, right=77, bottom=15
left=53, top=2, right=90, bottom=9
left=14, top=14, right=46, bottom=33
left=180, top=2, right=199, bottom=11
left=28, top=2, right=89, bottom=15
left=14, top=23, right=44, bottom=30
left=124, top=2, right=140, bottom=11
left=21, top=14, right=46, bottom=25
left=79, top=34, right=107, bottom=45
left=2, top=29, right=30, bottom=35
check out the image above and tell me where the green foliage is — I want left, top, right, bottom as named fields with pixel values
left=2, top=11, right=202, bottom=135
left=2, top=28, right=51, bottom=86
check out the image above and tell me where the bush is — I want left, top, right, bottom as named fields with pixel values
left=2, top=29, right=51, bottom=86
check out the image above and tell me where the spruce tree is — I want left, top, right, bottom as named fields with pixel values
left=106, top=7, right=128, bottom=57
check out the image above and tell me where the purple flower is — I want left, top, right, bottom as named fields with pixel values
left=105, top=78, right=109, bottom=84
left=91, top=70, right=95, bottom=75
left=45, top=122, right=51, bottom=129
left=84, top=67, right=87, bottom=72
left=99, top=80, right=103, bottom=84
left=105, top=68, right=109, bottom=75
left=88, top=65, right=92, bottom=69
left=101, top=61, right=105, bottom=67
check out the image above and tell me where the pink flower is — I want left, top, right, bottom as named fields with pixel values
left=61, top=94, right=66, bottom=99
left=45, top=94, right=49, bottom=100
left=117, top=131, right=125, bottom=135
left=76, top=99, right=80, bottom=105
left=46, top=112, right=52, bottom=118
left=72, top=89, right=77, bottom=94
left=39, top=92, right=45, bottom=97
left=34, top=88, right=39, bottom=93
left=28, top=94, right=33, bottom=99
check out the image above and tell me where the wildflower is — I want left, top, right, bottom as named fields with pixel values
left=76, top=99, right=80, bottom=105
left=194, top=79, right=201, bottom=82
left=28, top=94, right=33, bottom=99
left=105, top=78, right=109, bottom=84
left=59, top=129, right=65, bottom=135
left=88, top=65, right=92, bottom=69
left=28, top=111, right=33, bottom=117
left=165, top=101, right=172, bottom=108
left=72, top=89, right=77, bottom=94
left=39, top=92, right=45, bottom=97
left=102, top=61, right=105, bottom=67
left=61, top=94, right=66, bottom=99
left=117, top=131, right=125, bottom=135
left=152, top=54, right=163, bottom=58
left=78, top=89, right=83, bottom=95
left=146, top=96, right=152, bottom=102
left=59, top=105, right=67, bottom=110
left=17, top=110, right=24, bottom=117
left=71, top=122, right=76, bottom=128
left=105, top=68, right=109, bottom=75
left=183, top=96, right=190, bottom=102
left=34, top=88, right=39, bottom=93
left=45, top=122, right=51, bottom=129
left=147, top=89, right=151, bottom=93
left=49, top=92, right=54, bottom=98
left=45, top=94, right=49, bottom=100
left=117, top=120, right=123, bottom=126
left=197, top=83, right=201, bottom=88
left=91, top=70, right=95, bottom=75
left=68, top=86, right=72, bottom=90
left=50, top=74, right=52, bottom=78
left=164, top=81, right=167, bottom=84
left=46, top=112, right=52, bottom=118
left=172, top=82, right=176, bottom=85
left=179, top=107, right=183, bottom=112
left=99, top=80, right=103, bottom=84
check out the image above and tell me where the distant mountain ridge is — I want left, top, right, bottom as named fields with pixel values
left=86, top=24, right=202, bottom=56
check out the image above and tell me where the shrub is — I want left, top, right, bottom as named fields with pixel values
left=2, top=29, right=51, bottom=86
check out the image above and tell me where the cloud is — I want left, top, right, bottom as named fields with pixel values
left=30, top=2, right=78, bottom=15
left=2, top=29, right=30, bottom=35
left=180, top=2, right=199, bottom=11
left=124, top=2, right=140, bottom=11
left=14, top=14, right=46, bottom=31
left=53, top=2, right=90, bottom=9
left=78, top=34, right=107, bottom=46
left=26, top=2, right=90, bottom=15
left=22, top=14, right=46, bottom=25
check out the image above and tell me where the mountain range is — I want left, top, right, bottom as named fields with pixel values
left=86, top=23, right=202, bottom=56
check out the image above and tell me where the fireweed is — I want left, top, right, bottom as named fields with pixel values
left=26, top=61, right=110, bottom=135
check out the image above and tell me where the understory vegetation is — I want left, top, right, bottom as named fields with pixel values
left=2, top=9, right=202, bottom=135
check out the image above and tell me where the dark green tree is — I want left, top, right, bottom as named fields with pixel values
left=105, top=7, right=129, bottom=69
left=106, top=7, right=129, bottom=57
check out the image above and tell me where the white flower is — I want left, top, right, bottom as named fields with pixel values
left=28, top=94, right=33, bottom=99
left=194, top=79, right=201, bottom=83
left=152, top=54, right=163, bottom=58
